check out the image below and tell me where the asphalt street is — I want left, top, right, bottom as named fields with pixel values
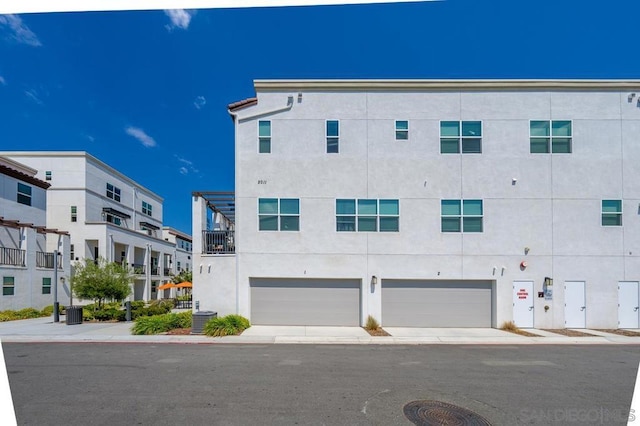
left=3, top=343, right=639, bottom=425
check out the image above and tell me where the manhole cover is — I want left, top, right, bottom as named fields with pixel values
left=403, top=400, right=492, bottom=426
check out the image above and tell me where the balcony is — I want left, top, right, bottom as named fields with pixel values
left=0, top=248, right=26, bottom=267
left=132, top=264, right=146, bottom=274
left=163, top=268, right=172, bottom=276
left=202, top=230, right=235, bottom=254
left=36, top=251, right=63, bottom=269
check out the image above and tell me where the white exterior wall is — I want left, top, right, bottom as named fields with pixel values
left=196, top=81, right=640, bottom=328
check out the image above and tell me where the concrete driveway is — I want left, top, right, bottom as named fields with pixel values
left=241, top=325, right=370, bottom=337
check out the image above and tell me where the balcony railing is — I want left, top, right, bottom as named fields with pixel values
left=132, top=264, right=146, bottom=274
left=202, top=230, right=235, bottom=254
left=151, top=267, right=159, bottom=276
left=163, top=268, right=172, bottom=276
left=36, top=251, right=63, bottom=269
left=0, top=248, right=26, bottom=267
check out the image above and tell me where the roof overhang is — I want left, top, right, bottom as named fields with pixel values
left=102, top=207, right=131, bottom=219
left=140, top=221, right=160, bottom=231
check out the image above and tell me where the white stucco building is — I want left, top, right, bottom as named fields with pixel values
left=162, top=226, right=193, bottom=275
left=0, top=156, right=70, bottom=310
left=0, top=152, right=176, bottom=301
left=193, top=79, right=640, bottom=329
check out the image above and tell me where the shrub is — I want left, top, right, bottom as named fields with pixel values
left=131, top=312, right=193, bottom=335
left=500, top=321, right=518, bottom=332
left=365, top=315, right=380, bottom=331
left=203, top=314, right=250, bottom=337
left=41, top=305, right=54, bottom=316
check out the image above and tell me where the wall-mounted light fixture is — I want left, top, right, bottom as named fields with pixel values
left=492, top=266, right=497, bottom=275
left=207, top=264, right=211, bottom=273
left=629, top=93, right=637, bottom=102
left=371, top=275, right=378, bottom=286
left=512, top=178, right=517, bottom=185
left=199, top=264, right=203, bottom=273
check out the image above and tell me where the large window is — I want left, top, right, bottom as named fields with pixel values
left=395, top=120, right=409, bottom=140
left=440, top=121, right=482, bottom=154
left=106, top=183, right=121, bottom=202
left=441, top=199, right=483, bottom=233
left=258, top=120, right=271, bottom=153
left=326, top=120, right=339, bottom=153
left=71, top=206, right=77, bottom=222
left=336, top=199, right=399, bottom=232
left=530, top=120, right=572, bottom=153
left=142, top=201, right=153, bottom=217
left=602, top=200, right=622, bottom=226
left=258, top=198, right=300, bottom=231
left=17, top=182, right=32, bottom=206
left=42, top=277, right=51, bottom=295
left=3, top=277, right=14, bottom=296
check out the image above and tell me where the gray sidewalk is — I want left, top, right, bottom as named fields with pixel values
left=0, top=316, right=639, bottom=345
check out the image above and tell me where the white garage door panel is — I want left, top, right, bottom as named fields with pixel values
left=250, top=278, right=361, bottom=326
left=382, top=280, right=492, bottom=327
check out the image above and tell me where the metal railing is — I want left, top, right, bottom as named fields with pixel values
left=0, top=247, right=26, bottom=266
left=163, top=268, right=172, bottom=276
left=36, top=251, right=63, bottom=269
left=132, top=264, right=146, bottom=274
left=202, top=230, right=235, bottom=254
left=151, top=267, right=159, bottom=276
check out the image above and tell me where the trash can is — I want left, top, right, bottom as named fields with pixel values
left=191, top=311, right=217, bottom=335
left=66, top=306, right=83, bottom=325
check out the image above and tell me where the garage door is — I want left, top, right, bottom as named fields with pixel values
left=250, top=278, right=361, bottom=326
left=382, top=280, right=492, bottom=327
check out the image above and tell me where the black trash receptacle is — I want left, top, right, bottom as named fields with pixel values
left=66, top=306, right=83, bottom=325
left=191, top=311, right=217, bottom=335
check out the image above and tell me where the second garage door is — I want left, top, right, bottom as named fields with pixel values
left=250, top=278, right=361, bottom=326
left=382, top=279, right=493, bottom=327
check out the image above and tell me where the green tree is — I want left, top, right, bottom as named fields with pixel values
left=171, top=269, right=192, bottom=284
left=71, top=257, right=132, bottom=309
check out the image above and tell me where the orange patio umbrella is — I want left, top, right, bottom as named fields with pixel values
left=158, top=282, right=177, bottom=291
left=175, top=281, right=192, bottom=289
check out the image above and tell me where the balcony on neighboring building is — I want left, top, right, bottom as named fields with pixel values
left=202, top=230, right=235, bottom=254
left=132, top=264, right=146, bottom=275
left=0, top=247, right=26, bottom=267
left=36, top=251, right=63, bottom=269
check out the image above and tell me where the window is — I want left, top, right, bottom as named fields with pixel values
left=71, top=206, right=77, bottom=222
left=441, top=199, right=483, bottom=233
left=45, top=171, right=52, bottom=181
left=106, top=183, right=121, bottom=202
left=142, top=201, right=152, bottom=217
left=177, top=261, right=182, bottom=272
left=395, top=120, right=409, bottom=140
left=17, top=182, right=32, bottom=206
left=42, top=277, right=51, bottom=294
left=440, top=121, right=482, bottom=154
left=258, top=198, right=300, bottom=231
left=258, top=120, right=271, bottom=153
left=106, top=213, right=122, bottom=226
left=3, top=277, right=14, bottom=296
left=326, top=120, right=339, bottom=153
left=70, top=244, right=75, bottom=261
left=530, top=120, right=572, bottom=153
left=602, top=200, right=622, bottom=226
left=336, top=199, right=399, bottom=232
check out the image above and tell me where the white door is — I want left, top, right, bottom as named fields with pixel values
left=513, top=281, right=534, bottom=328
left=618, top=281, right=640, bottom=329
left=565, top=281, right=586, bottom=328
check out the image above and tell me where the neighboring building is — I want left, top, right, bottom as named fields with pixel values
left=193, top=79, right=640, bottom=329
left=0, top=156, right=70, bottom=310
left=0, top=152, right=176, bottom=301
left=162, top=226, right=193, bottom=275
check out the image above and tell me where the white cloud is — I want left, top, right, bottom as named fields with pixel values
left=85, top=134, right=95, bottom=142
left=24, top=88, right=43, bottom=105
left=175, top=155, right=199, bottom=175
left=125, top=126, right=156, bottom=148
left=0, top=76, right=5, bottom=85
left=194, top=95, right=206, bottom=109
left=0, top=14, right=41, bottom=47
left=179, top=167, right=188, bottom=175
left=164, top=9, right=192, bottom=30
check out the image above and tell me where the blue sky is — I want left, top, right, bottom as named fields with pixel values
left=0, top=1, right=638, bottom=235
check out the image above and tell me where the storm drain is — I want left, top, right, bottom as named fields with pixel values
left=403, top=400, right=492, bottom=425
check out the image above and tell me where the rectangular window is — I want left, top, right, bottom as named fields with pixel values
left=258, top=120, right=271, bottom=153
left=106, top=183, right=121, bottom=202
left=70, top=244, right=75, bottom=261
left=258, top=198, right=300, bottom=231
left=3, top=277, right=14, bottom=296
left=106, top=214, right=122, bottom=226
left=395, top=120, right=409, bottom=140
left=441, top=199, right=483, bottom=233
left=602, top=200, right=622, bottom=226
left=71, top=206, right=77, bottom=222
left=45, top=171, right=52, bottom=181
left=336, top=199, right=399, bottom=232
left=142, top=201, right=152, bottom=217
left=326, top=120, right=339, bottom=153
left=42, top=277, right=51, bottom=294
left=440, top=121, right=482, bottom=154
left=530, top=120, right=572, bottom=153
left=17, top=182, right=32, bottom=206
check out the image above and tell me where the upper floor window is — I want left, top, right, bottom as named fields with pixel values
left=71, top=206, right=77, bottom=222
left=70, top=244, right=75, bottom=261
left=336, top=199, right=399, bottom=232
left=441, top=199, right=483, bottom=233
left=258, top=198, right=300, bottom=231
left=258, top=120, right=271, bottom=153
left=45, top=171, right=52, bottom=181
left=106, top=183, right=121, bottom=202
left=17, top=183, right=32, bottom=206
left=3, top=276, right=15, bottom=296
left=142, top=201, right=152, bottom=217
left=395, top=120, right=409, bottom=140
left=530, top=120, right=572, bottom=153
left=106, top=213, right=122, bottom=226
left=440, top=121, right=482, bottom=154
left=326, top=120, right=339, bottom=153
left=602, top=200, right=622, bottom=226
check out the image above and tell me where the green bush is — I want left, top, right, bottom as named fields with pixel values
left=130, top=312, right=193, bottom=335
left=0, top=307, right=50, bottom=322
left=203, top=315, right=250, bottom=337
left=41, top=305, right=54, bottom=316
